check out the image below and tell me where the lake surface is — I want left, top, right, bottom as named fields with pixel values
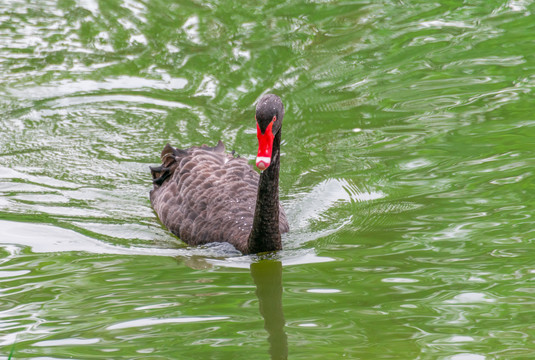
left=1, top=0, right=535, bottom=359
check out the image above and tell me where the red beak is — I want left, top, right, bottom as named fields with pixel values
left=256, top=120, right=274, bottom=170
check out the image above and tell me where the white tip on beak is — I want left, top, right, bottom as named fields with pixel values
left=256, top=156, right=271, bottom=170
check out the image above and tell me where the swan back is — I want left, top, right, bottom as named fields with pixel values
left=150, top=141, right=288, bottom=253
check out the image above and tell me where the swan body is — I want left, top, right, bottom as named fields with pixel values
left=150, top=94, right=288, bottom=254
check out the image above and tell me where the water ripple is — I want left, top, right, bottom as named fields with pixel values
left=106, top=316, right=230, bottom=330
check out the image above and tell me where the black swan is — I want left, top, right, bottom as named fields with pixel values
left=149, top=94, right=289, bottom=254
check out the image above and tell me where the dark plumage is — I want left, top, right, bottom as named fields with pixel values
left=150, top=94, right=289, bottom=254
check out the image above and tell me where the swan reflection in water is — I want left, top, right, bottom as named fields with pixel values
left=250, top=259, right=288, bottom=360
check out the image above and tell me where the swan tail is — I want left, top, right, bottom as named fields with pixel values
left=150, top=141, right=225, bottom=186
left=150, top=143, right=185, bottom=186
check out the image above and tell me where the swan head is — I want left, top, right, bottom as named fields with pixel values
left=255, top=94, right=284, bottom=170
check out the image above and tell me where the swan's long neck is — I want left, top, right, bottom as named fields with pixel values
left=247, top=130, right=282, bottom=254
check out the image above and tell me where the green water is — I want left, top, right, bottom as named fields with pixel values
left=1, top=0, right=535, bottom=358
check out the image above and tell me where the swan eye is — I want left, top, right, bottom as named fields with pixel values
left=272, top=116, right=277, bottom=122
